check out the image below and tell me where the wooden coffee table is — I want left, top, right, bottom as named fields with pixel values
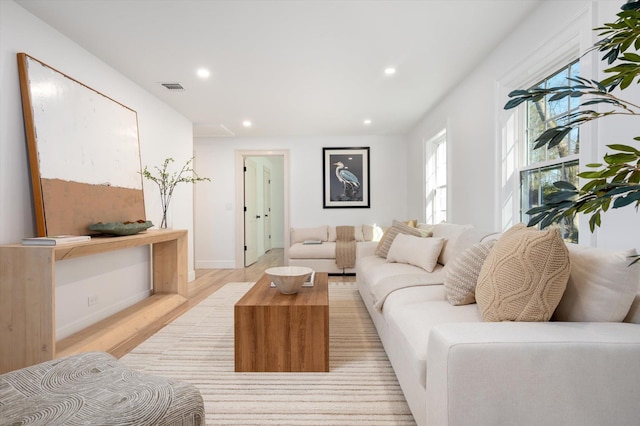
left=234, top=272, right=329, bottom=372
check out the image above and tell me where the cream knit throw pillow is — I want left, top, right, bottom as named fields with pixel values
left=476, top=224, right=570, bottom=322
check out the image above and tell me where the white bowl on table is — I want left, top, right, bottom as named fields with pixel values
left=265, top=266, right=314, bottom=294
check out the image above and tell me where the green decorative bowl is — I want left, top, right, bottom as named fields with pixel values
left=88, top=220, right=154, bottom=236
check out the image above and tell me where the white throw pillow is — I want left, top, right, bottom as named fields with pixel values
left=553, top=244, right=640, bottom=322
left=386, top=234, right=444, bottom=273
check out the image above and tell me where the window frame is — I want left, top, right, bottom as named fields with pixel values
left=424, top=128, right=448, bottom=225
left=495, top=7, right=596, bottom=245
left=519, top=59, right=582, bottom=242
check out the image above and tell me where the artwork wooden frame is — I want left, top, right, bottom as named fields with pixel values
left=323, top=147, right=370, bottom=208
left=17, top=53, right=146, bottom=236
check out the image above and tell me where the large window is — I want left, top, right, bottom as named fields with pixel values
left=425, top=129, right=447, bottom=224
left=520, top=60, right=580, bottom=242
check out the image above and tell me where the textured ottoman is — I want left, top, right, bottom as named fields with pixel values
left=0, top=351, right=204, bottom=425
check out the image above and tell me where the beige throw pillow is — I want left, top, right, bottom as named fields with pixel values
left=375, top=220, right=426, bottom=258
left=476, top=224, right=570, bottom=322
left=386, top=234, right=445, bottom=273
left=553, top=244, right=640, bottom=322
left=444, top=239, right=496, bottom=306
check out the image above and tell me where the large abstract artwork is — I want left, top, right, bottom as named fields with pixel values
left=17, top=53, right=145, bottom=236
left=323, top=147, right=370, bottom=208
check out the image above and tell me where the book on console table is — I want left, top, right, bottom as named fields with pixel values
left=22, top=235, right=91, bottom=246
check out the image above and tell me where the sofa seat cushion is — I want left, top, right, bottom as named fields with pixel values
left=384, top=291, right=481, bottom=389
left=358, top=255, right=444, bottom=288
left=289, top=242, right=336, bottom=259
left=382, top=284, right=449, bottom=315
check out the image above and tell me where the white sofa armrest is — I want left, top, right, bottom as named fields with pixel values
left=426, top=322, right=640, bottom=426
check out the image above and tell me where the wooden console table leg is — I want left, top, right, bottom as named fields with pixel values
left=152, top=233, right=188, bottom=297
left=0, top=247, right=55, bottom=373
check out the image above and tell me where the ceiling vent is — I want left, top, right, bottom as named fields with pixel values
left=160, top=82, right=185, bottom=91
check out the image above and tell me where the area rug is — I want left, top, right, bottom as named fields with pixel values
left=121, top=282, right=415, bottom=425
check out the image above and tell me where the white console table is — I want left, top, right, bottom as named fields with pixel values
left=0, top=229, right=188, bottom=373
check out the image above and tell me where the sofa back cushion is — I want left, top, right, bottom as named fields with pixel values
left=431, top=223, right=473, bottom=266
left=553, top=244, right=640, bottom=322
left=476, top=224, right=570, bottom=322
left=625, top=292, right=640, bottom=324
left=328, top=225, right=364, bottom=242
left=362, top=224, right=385, bottom=242
left=291, top=226, right=328, bottom=245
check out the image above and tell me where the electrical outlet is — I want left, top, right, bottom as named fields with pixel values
left=88, top=295, right=99, bottom=306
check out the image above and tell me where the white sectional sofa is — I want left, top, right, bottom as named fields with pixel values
left=287, top=225, right=380, bottom=274
left=356, top=221, right=640, bottom=426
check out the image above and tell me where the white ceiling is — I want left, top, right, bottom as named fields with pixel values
left=15, top=0, right=541, bottom=138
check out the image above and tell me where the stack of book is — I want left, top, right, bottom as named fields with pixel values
left=22, top=235, right=91, bottom=246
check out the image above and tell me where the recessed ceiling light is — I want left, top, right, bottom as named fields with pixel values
left=384, top=67, right=396, bottom=75
left=242, top=120, right=252, bottom=128
left=196, top=68, right=210, bottom=79
left=364, top=119, right=372, bottom=125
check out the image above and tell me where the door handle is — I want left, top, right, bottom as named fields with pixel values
left=256, top=215, right=261, bottom=219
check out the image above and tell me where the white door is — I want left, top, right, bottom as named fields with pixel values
left=263, top=167, right=272, bottom=252
left=244, top=159, right=259, bottom=266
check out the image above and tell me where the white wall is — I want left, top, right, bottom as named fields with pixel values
left=0, top=1, right=197, bottom=338
left=407, top=0, right=639, bottom=251
left=194, top=135, right=407, bottom=268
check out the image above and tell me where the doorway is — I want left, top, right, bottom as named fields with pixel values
left=244, top=158, right=259, bottom=266
left=235, top=150, right=289, bottom=269
left=263, top=167, right=272, bottom=253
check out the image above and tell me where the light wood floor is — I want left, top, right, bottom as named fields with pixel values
left=111, top=249, right=355, bottom=358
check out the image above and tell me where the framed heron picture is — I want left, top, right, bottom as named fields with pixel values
left=323, top=147, right=370, bottom=208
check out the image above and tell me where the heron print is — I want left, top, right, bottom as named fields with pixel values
left=323, top=147, right=369, bottom=208
left=333, top=161, right=361, bottom=199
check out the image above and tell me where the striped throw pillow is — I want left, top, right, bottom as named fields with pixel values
left=375, top=220, right=426, bottom=258
left=444, top=239, right=495, bottom=305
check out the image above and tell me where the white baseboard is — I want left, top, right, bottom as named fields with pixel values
left=56, top=289, right=152, bottom=340
left=196, top=260, right=236, bottom=269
